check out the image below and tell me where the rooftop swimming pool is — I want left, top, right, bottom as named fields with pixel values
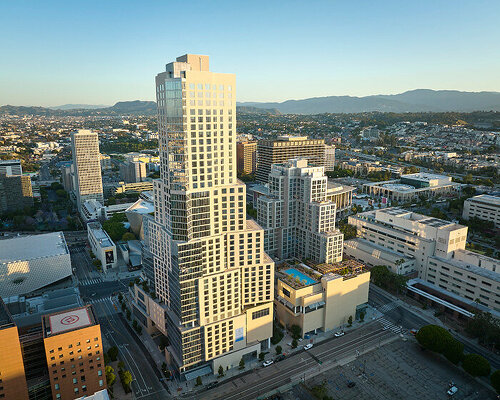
left=282, top=268, right=317, bottom=285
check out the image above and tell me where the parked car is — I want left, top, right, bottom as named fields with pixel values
left=206, top=381, right=218, bottom=389
left=275, top=354, right=286, bottom=362
left=304, top=343, right=313, bottom=350
left=347, top=381, right=356, bottom=388
left=410, top=329, right=418, bottom=336
left=262, top=360, right=274, bottom=367
left=447, top=386, right=458, bottom=396
left=334, top=331, right=345, bottom=337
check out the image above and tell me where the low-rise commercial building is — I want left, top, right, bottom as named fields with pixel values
left=275, top=261, right=369, bottom=337
left=326, top=181, right=354, bottom=218
left=103, top=181, right=153, bottom=197
left=363, top=173, right=461, bottom=203
left=0, top=232, right=72, bottom=298
left=463, top=194, right=500, bottom=227
left=87, top=222, right=117, bottom=272
left=42, top=306, right=106, bottom=399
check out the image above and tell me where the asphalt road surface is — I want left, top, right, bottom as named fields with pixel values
left=195, top=324, right=396, bottom=400
left=92, top=298, right=169, bottom=399
left=369, top=284, right=500, bottom=370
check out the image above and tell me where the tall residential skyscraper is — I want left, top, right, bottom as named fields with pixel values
left=257, top=158, right=344, bottom=264
left=256, top=136, right=325, bottom=183
left=151, top=54, right=274, bottom=375
left=71, top=130, right=104, bottom=212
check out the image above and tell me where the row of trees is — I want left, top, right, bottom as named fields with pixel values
left=416, top=324, right=500, bottom=393
left=105, top=347, right=133, bottom=393
left=370, top=265, right=408, bottom=294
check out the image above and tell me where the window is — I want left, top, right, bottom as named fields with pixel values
left=252, top=308, right=270, bottom=320
left=54, top=384, right=60, bottom=390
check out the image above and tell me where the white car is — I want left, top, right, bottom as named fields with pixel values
left=334, top=331, right=345, bottom=337
left=304, top=343, right=313, bottom=350
left=447, top=386, right=458, bottom=396
left=262, top=360, right=274, bottom=367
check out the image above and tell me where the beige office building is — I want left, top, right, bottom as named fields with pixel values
left=71, top=130, right=104, bottom=213
left=0, top=173, right=33, bottom=214
left=236, top=141, right=257, bottom=175
left=256, top=136, right=325, bottom=183
left=345, top=208, right=500, bottom=312
left=151, top=54, right=274, bottom=376
left=275, top=261, right=369, bottom=336
left=463, top=194, right=500, bottom=227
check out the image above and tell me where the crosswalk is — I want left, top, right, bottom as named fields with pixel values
left=378, top=317, right=402, bottom=334
left=79, top=278, right=103, bottom=286
left=89, top=296, right=113, bottom=304
left=378, top=302, right=398, bottom=313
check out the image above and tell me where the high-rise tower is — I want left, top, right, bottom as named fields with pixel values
left=151, top=55, right=274, bottom=374
left=71, top=130, right=104, bottom=213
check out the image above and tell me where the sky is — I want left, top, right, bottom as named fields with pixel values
left=1, top=0, right=499, bottom=107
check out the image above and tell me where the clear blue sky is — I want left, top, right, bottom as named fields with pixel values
left=1, top=0, right=499, bottom=106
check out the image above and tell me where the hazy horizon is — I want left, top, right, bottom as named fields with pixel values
left=1, top=0, right=499, bottom=107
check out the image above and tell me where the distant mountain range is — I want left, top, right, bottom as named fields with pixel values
left=50, top=104, right=109, bottom=110
left=238, top=89, right=500, bottom=114
left=0, top=100, right=157, bottom=116
left=2, top=90, right=500, bottom=116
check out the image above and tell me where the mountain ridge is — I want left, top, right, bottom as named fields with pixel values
left=2, top=90, right=500, bottom=116
left=237, top=89, right=500, bottom=114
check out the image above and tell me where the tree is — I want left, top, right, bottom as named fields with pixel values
left=416, top=325, right=453, bottom=353
left=108, top=346, right=119, bottom=362
left=359, top=310, right=366, bottom=322
left=443, top=338, right=464, bottom=365
left=159, top=335, right=169, bottom=351
left=290, top=324, right=302, bottom=339
left=122, top=232, right=135, bottom=241
left=196, top=376, right=202, bottom=386
left=239, top=357, right=245, bottom=370
left=118, top=292, right=123, bottom=302
left=276, top=345, right=282, bottom=355
left=119, top=369, right=133, bottom=393
left=259, top=352, right=265, bottom=361
left=491, top=370, right=500, bottom=394
left=92, top=258, right=102, bottom=268
left=105, top=365, right=116, bottom=387
left=291, top=339, right=298, bottom=349
left=117, top=361, right=125, bottom=371
left=462, top=354, right=491, bottom=377
left=218, top=365, right=224, bottom=377
left=347, top=316, right=353, bottom=327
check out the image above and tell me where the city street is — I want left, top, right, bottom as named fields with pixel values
left=368, top=284, right=500, bottom=370
left=92, top=298, right=169, bottom=399
left=193, top=324, right=397, bottom=400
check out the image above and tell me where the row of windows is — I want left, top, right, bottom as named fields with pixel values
left=252, top=308, right=270, bottom=320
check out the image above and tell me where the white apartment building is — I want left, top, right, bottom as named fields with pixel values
left=324, top=145, right=335, bottom=172
left=345, top=208, right=500, bottom=312
left=71, top=130, right=104, bottom=214
left=257, top=158, right=344, bottom=264
left=87, top=222, right=117, bottom=272
left=463, top=194, right=500, bottom=227
left=150, top=54, right=274, bottom=376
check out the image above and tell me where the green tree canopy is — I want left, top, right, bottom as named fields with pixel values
left=462, top=354, right=491, bottom=377
left=416, top=325, right=453, bottom=353
left=491, top=370, right=500, bottom=394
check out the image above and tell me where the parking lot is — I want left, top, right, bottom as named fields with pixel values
left=283, top=339, right=496, bottom=400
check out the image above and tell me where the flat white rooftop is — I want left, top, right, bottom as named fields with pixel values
left=467, top=194, right=500, bottom=207
left=0, top=232, right=68, bottom=263
left=47, top=306, right=93, bottom=335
